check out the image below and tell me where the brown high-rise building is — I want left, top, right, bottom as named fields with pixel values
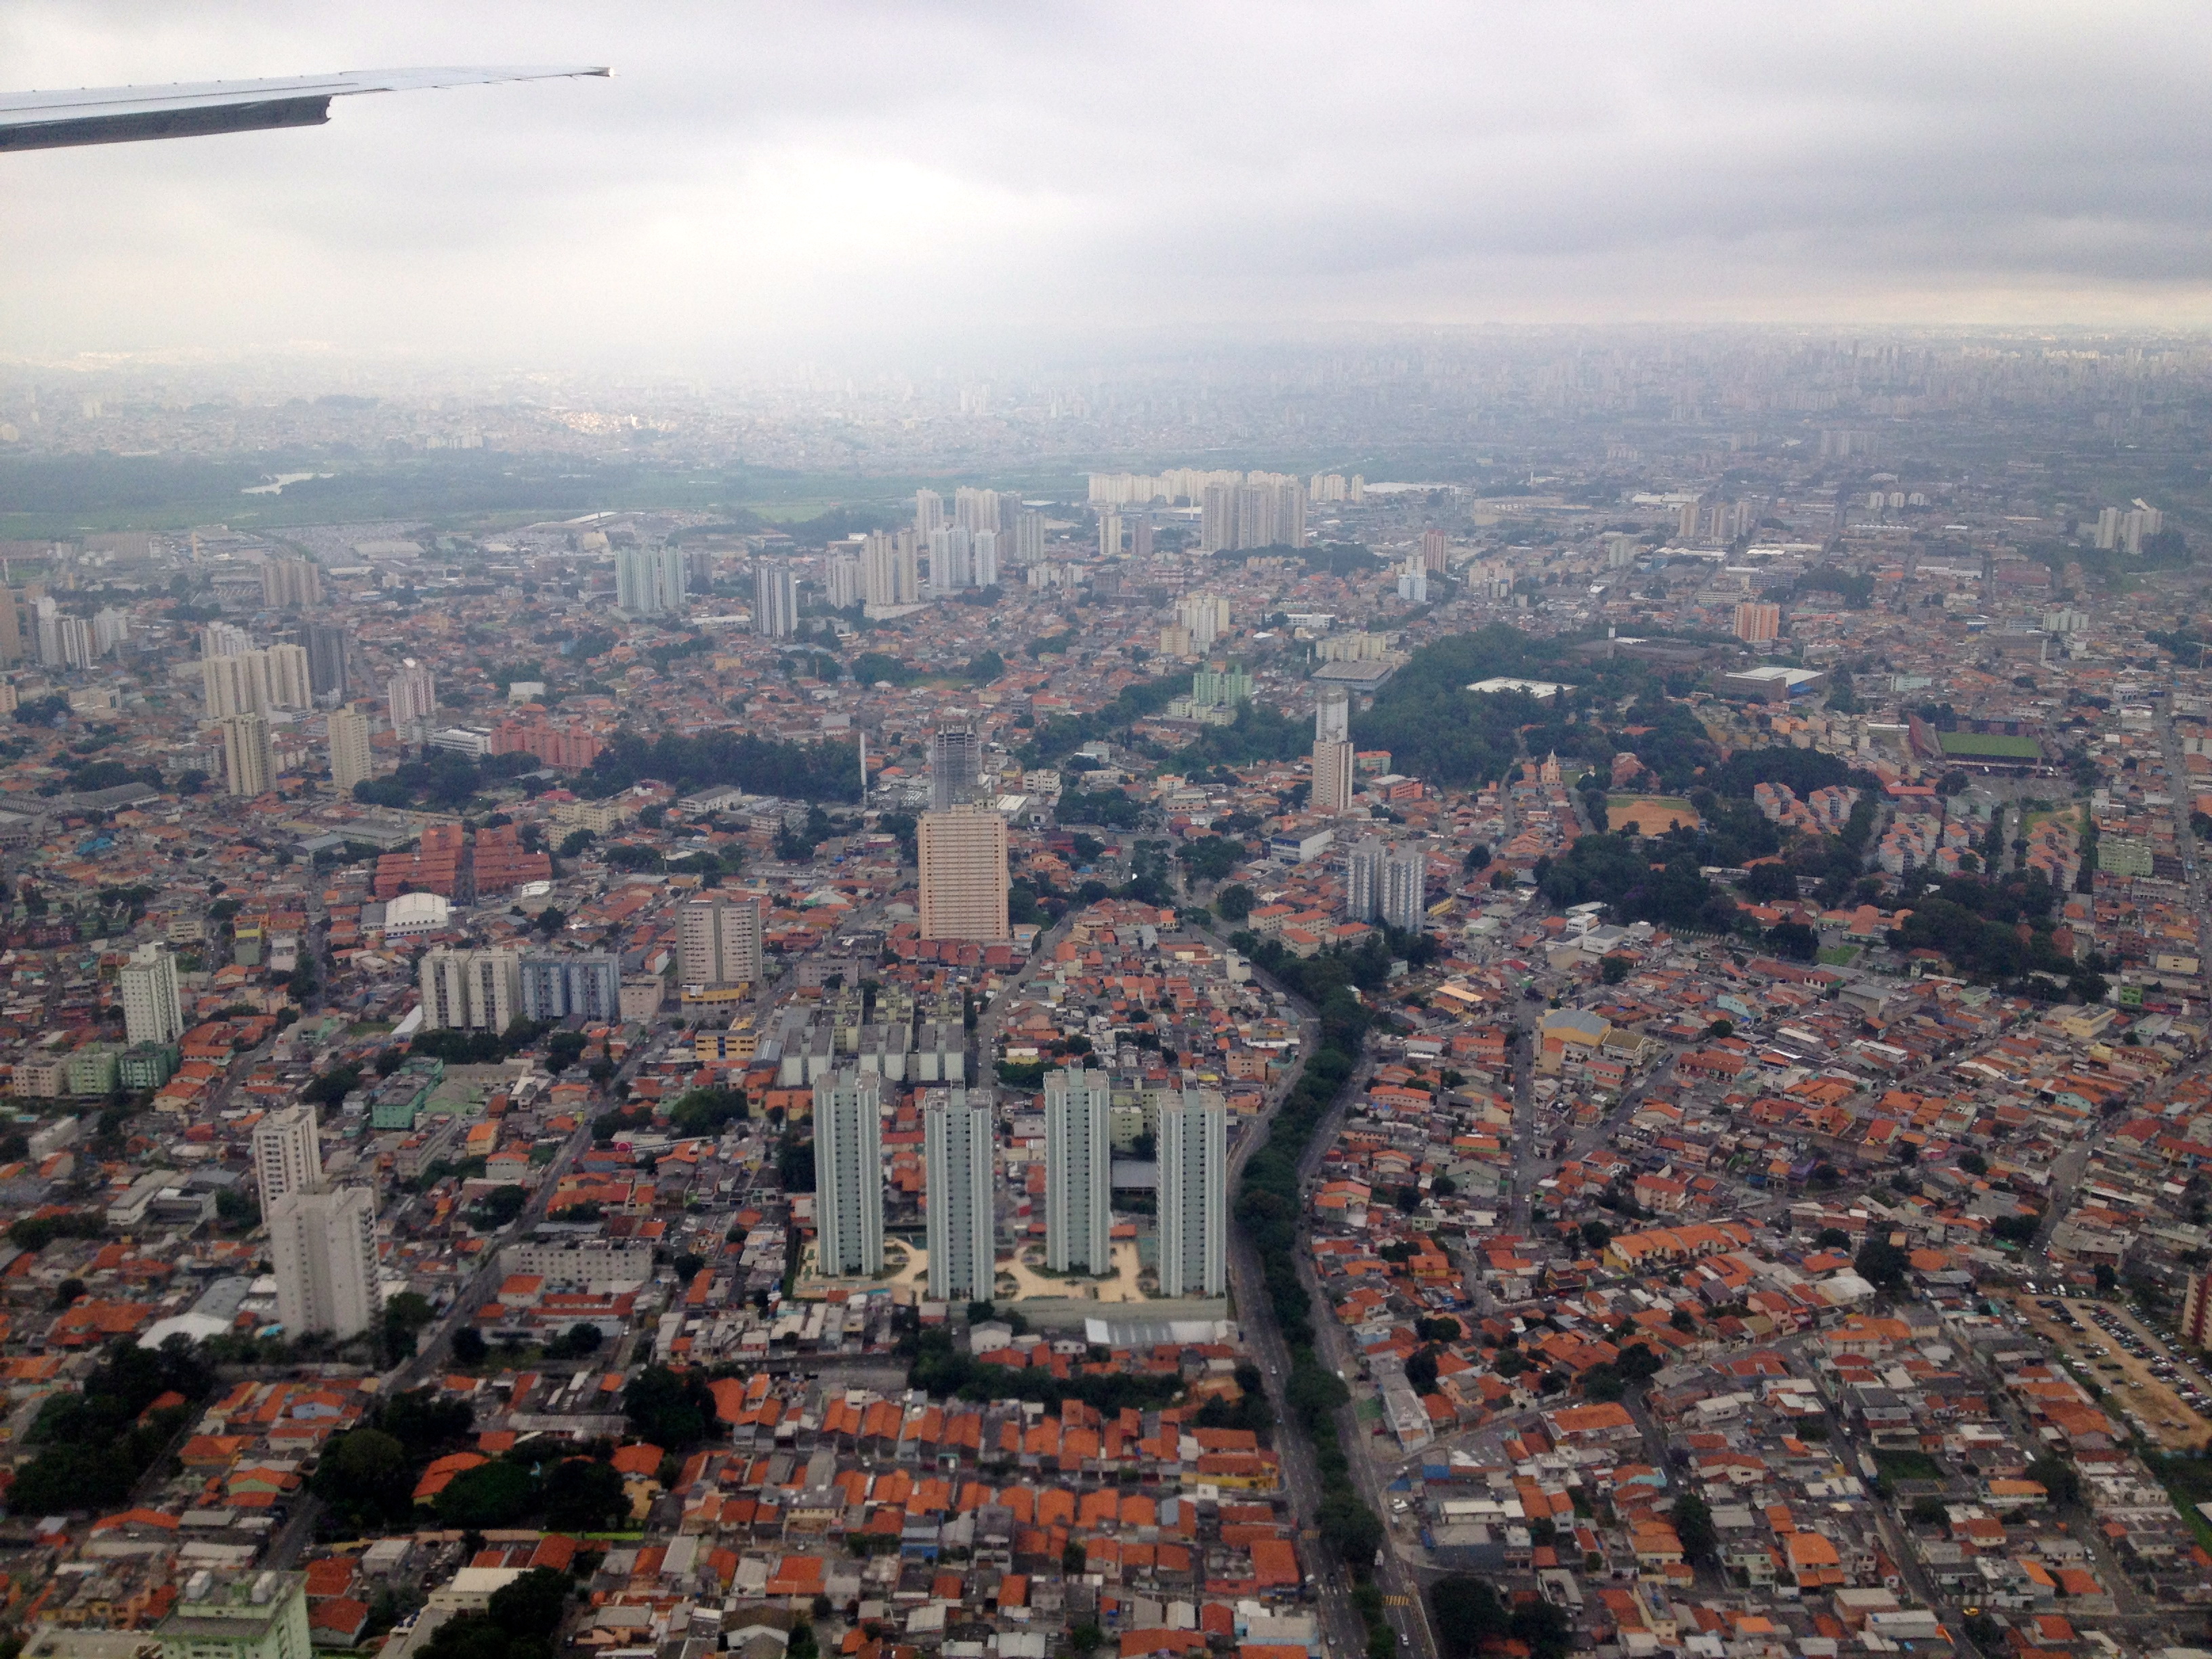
left=918, top=808, right=1009, bottom=941
left=0, top=590, right=21, bottom=665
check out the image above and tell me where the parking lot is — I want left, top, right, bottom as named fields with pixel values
left=2007, top=1290, right=2212, bottom=1452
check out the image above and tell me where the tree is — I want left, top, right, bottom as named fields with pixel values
left=541, top=1457, right=628, bottom=1530
left=1856, top=1236, right=1909, bottom=1291
left=624, top=1365, right=716, bottom=1450
left=1580, top=1220, right=1612, bottom=1250
left=1404, top=1347, right=1440, bottom=1393
left=382, top=1291, right=437, bottom=1366
left=311, top=1427, right=415, bottom=1527
left=471, top=1185, right=528, bottom=1229
left=2026, top=1454, right=2081, bottom=1508
left=1216, top=883, right=1254, bottom=922
left=1815, top=1227, right=1851, bottom=1250
left=1673, top=1490, right=1718, bottom=1565
left=1958, top=1150, right=1988, bottom=1175
left=1764, top=920, right=1818, bottom=962
left=433, top=1459, right=538, bottom=1528
left=451, top=1327, right=489, bottom=1367
left=556, top=1322, right=605, bottom=1359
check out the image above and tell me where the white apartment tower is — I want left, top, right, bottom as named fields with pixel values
left=327, top=704, right=373, bottom=795
left=814, top=1069, right=884, bottom=1276
left=678, top=896, right=762, bottom=988
left=1380, top=843, right=1427, bottom=933
left=924, top=1088, right=996, bottom=1303
left=268, top=1186, right=380, bottom=1339
left=1158, top=1094, right=1228, bottom=1297
left=615, top=545, right=687, bottom=616
left=119, top=942, right=184, bottom=1046
left=418, top=947, right=522, bottom=1032
left=754, top=561, right=798, bottom=638
left=388, top=659, right=436, bottom=735
left=251, top=1103, right=324, bottom=1214
left=1044, top=1067, right=1112, bottom=1275
left=220, top=712, right=274, bottom=798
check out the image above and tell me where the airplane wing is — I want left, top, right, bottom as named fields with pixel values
left=0, top=66, right=610, bottom=152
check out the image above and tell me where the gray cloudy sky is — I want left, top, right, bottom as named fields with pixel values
left=3, top=1, right=2210, bottom=369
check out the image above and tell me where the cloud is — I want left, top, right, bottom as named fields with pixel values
left=3, top=0, right=2211, bottom=369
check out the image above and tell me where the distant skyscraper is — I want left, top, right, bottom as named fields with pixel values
left=251, top=1103, right=323, bottom=1215
left=219, top=712, right=274, bottom=797
left=327, top=704, right=373, bottom=795
left=1098, top=510, right=1122, bottom=560
left=269, top=1186, right=380, bottom=1339
left=972, top=529, right=999, bottom=588
left=1311, top=689, right=1355, bottom=814
left=1015, top=509, right=1046, bottom=563
left=861, top=532, right=900, bottom=609
left=927, top=527, right=973, bottom=592
left=930, top=722, right=981, bottom=811
left=1421, top=529, right=1448, bottom=573
left=304, top=623, right=352, bottom=697
left=1158, top=1094, right=1227, bottom=1297
left=119, top=942, right=184, bottom=1046
left=815, top=1069, right=884, bottom=1277
left=616, top=544, right=687, bottom=615
left=954, top=486, right=1004, bottom=537
left=1397, top=557, right=1429, bottom=605
left=0, top=590, right=22, bottom=665
left=202, top=621, right=253, bottom=659
left=754, top=560, right=797, bottom=638
left=914, top=488, right=945, bottom=537
left=261, top=556, right=323, bottom=609
left=419, top=947, right=521, bottom=1031
left=924, top=1088, right=996, bottom=1303
left=388, top=659, right=436, bottom=735
left=266, top=642, right=311, bottom=707
left=1044, top=1067, right=1111, bottom=1275
left=918, top=807, right=1009, bottom=942
left=827, top=552, right=865, bottom=609
left=1131, top=514, right=1154, bottom=560
left=678, top=895, right=762, bottom=987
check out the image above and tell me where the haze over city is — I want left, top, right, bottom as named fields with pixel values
left=11, top=17, right=2212, bottom=1659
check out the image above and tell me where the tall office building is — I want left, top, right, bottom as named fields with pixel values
left=304, top=623, right=352, bottom=698
left=219, top=712, right=274, bottom=798
left=678, top=895, right=762, bottom=987
left=327, top=704, right=373, bottom=795
left=924, top=1088, right=996, bottom=1303
left=1311, top=689, right=1355, bottom=814
left=1098, top=510, right=1122, bottom=560
left=616, top=545, right=687, bottom=616
left=815, top=1069, right=884, bottom=1276
left=1734, top=602, right=1781, bottom=644
left=1044, top=1067, right=1112, bottom=1275
left=119, top=942, right=184, bottom=1046
left=419, top=947, right=522, bottom=1032
left=1158, top=1094, right=1227, bottom=1297
left=262, top=556, right=323, bottom=609
left=388, top=659, right=436, bottom=735
left=754, top=560, right=797, bottom=638
left=518, top=952, right=622, bottom=1021
left=930, top=721, right=981, bottom=811
left=251, top=1103, right=323, bottom=1214
left=918, top=807, right=1009, bottom=941
left=269, top=1186, right=380, bottom=1339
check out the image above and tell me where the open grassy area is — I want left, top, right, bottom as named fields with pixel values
left=1874, top=1448, right=1944, bottom=1482
left=1818, top=945, right=1860, bottom=966
left=2144, top=1452, right=2212, bottom=1551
